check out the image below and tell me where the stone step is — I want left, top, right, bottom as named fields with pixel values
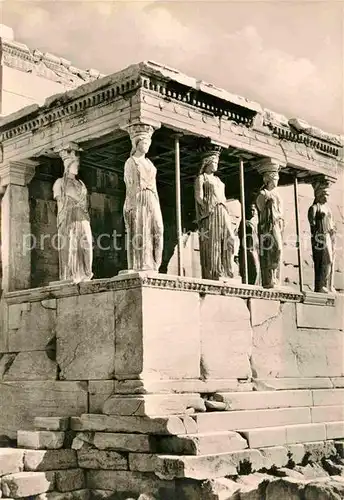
left=34, top=416, right=70, bottom=431
left=213, top=389, right=312, bottom=410
left=17, top=430, right=65, bottom=449
left=192, top=406, right=311, bottom=432
left=239, top=423, right=327, bottom=448
left=311, top=405, right=344, bottom=423
left=157, top=430, right=248, bottom=455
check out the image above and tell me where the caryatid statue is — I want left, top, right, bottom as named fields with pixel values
left=238, top=202, right=260, bottom=286
left=194, top=145, right=235, bottom=280
left=123, top=124, right=164, bottom=272
left=255, top=159, right=284, bottom=289
left=308, top=177, right=336, bottom=293
left=53, top=144, right=93, bottom=283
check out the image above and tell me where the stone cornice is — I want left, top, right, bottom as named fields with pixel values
left=4, top=272, right=304, bottom=305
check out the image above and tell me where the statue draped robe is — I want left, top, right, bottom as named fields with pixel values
left=53, top=177, right=93, bottom=283
left=256, top=188, right=283, bottom=288
left=195, top=173, right=235, bottom=280
left=123, top=156, right=163, bottom=271
left=308, top=202, right=336, bottom=293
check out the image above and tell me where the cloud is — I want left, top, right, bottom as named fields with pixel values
left=2, top=1, right=342, bottom=133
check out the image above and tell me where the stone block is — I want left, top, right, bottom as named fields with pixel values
left=213, top=389, right=312, bottom=410
left=265, top=477, right=306, bottom=500
left=102, top=394, right=204, bottom=416
left=311, top=405, right=344, bottom=423
left=254, top=378, right=333, bottom=390
left=70, top=414, right=188, bottom=435
left=0, top=381, right=88, bottom=439
left=193, top=407, right=311, bottom=433
left=24, top=450, right=77, bottom=471
left=296, top=298, right=344, bottom=330
left=259, top=446, right=289, bottom=469
left=157, top=431, right=247, bottom=455
left=0, top=449, right=24, bottom=476
left=34, top=491, right=90, bottom=500
left=239, top=427, right=287, bottom=448
left=93, top=432, right=156, bottom=453
left=286, top=423, right=326, bottom=444
left=303, top=440, right=336, bottom=462
left=1, top=471, right=55, bottom=497
left=8, top=301, right=56, bottom=352
left=114, top=287, right=200, bottom=380
left=128, top=449, right=264, bottom=479
left=88, top=381, right=115, bottom=413
left=249, top=299, right=280, bottom=327
left=77, top=449, right=128, bottom=470
left=2, top=351, right=57, bottom=381
left=334, top=440, right=344, bottom=457
left=55, top=469, right=85, bottom=492
left=34, top=417, right=70, bottom=431
left=18, top=431, right=65, bottom=449
left=251, top=299, right=344, bottom=378
left=304, top=480, right=344, bottom=499
left=312, top=389, right=344, bottom=406
left=236, top=473, right=272, bottom=500
left=200, top=295, right=252, bottom=379
left=286, top=444, right=306, bottom=465
left=86, top=470, right=175, bottom=496
left=57, top=293, right=115, bottom=380
left=332, top=377, right=344, bottom=388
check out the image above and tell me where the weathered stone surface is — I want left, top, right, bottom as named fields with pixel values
left=77, top=449, right=128, bottom=470
left=8, top=301, right=56, bottom=351
left=251, top=300, right=344, bottom=378
left=236, top=473, right=272, bottom=500
left=1, top=471, right=55, bottom=497
left=55, top=469, right=85, bottom=492
left=334, top=440, right=344, bottom=457
left=114, top=287, right=200, bottom=380
left=313, top=389, right=344, bottom=406
left=265, top=477, right=306, bottom=500
left=157, top=431, right=247, bottom=455
left=93, top=433, right=156, bottom=453
left=304, top=480, right=344, bottom=500
left=86, top=470, right=175, bottom=496
left=260, top=446, right=289, bottom=469
left=193, top=407, right=311, bottom=433
left=128, top=449, right=264, bottom=479
left=311, top=406, right=344, bottom=423
left=295, top=463, right=330, bottom=479
left=303, top=441, right=336, bottom=462
left=0, top=381, right=88, bottom=439
left=3, top=351, right=57, bottom=380
left=88, top=381, right=115, bottom=413
left=24, top=450, right=77, bottom=471
left=213, top=389, right=312, bottom=411
left=254, top=378, right=333, bottom=390
left=327, top=422, right=344, bottom=441
left=34, top=417, right=70, bottom=431
left=249, top=299, right=281, bottom=327
left=286, top=444, right=306, bottom=465
left=103, top=394, right=204, bottom=416
left=18, top=430, right=65, bottom=449
left=56, top=293, right=115, bottom=380
left=0, top=449, right=24, bottom=476
left=286, top=423, right=326, bottom=444
left=332, top=378, right=344, bottom=388
left=34, top=491, right=90, bottom=499
left=70, top=414, right=188, bottom=435
left=322, top=458, right=344, bottom=476
left=296, top=298, right=344, bottom=331
left=200, top=295, right=252, bottom=379
left=239, top=427, right=286, bottom=448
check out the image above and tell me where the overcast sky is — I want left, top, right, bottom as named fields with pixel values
left=2, top=0, right=343, bottom=134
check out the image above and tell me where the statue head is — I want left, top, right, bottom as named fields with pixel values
left=263, top=171, right=279, bottom=191
left=246, top=203, right=257, bottom=220
left=313, top=178, right=330, bottom=204
left=58, top=143, right=82, bottom=177
left=128, top=124, right=154, bottom=156
left=199, top=147, right=221, bottom=175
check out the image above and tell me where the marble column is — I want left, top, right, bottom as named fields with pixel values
left=0, top=160, right=37, bottom=292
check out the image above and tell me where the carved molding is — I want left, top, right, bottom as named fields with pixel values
left=4, top=273, right=304, bottom=305
left=0, top=160, right=38, bottom=187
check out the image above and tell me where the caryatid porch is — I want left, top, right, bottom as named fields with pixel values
left=0, top=61, right=343, bottom=441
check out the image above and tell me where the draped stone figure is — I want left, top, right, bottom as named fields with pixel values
left=53, top=145, right=93, bottom=283
left=195, top=147, right=235, bottom=280
left=123, top=124, right=163, bottom=272
left=238, top=203, right=260, bottom=285
left=256, top=161, right=284, bottom=289
left=308, top=178, right=336, bottom=293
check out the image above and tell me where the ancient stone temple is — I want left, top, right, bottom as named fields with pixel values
left=0, top=59, right=343, bottom=499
